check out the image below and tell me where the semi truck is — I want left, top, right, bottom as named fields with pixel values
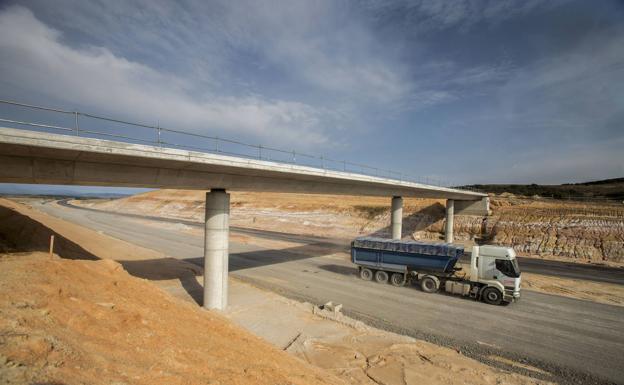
left=350, top=237, right=521, bottom=305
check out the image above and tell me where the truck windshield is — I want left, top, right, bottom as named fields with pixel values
left=496, top=259, right=521, bottom=278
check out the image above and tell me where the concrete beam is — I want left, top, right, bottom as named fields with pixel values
left=0, top=127, right=487, bottom=200
left=455, top=197, right=490, bottom=216
left=203, top=189, right=229, bottom=310
left=445, top=199, right=454, bottom=243
left=391, top=196, right=403, bottom=240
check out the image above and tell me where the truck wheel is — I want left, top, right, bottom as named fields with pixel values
left=420, top=276, right=439, bottom=293
left=360, top=268, right=373, bottom=281
left=374, top=270, right=389, bottom=284
left=482, top=287, right=503, bottom=305
left=390, top=273, right=406, bottom=287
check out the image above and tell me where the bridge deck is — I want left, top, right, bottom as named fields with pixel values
left=0, top=127, right=485, bottom=200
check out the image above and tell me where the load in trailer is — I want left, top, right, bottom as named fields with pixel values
left=351, top=237, right=521, bottom=305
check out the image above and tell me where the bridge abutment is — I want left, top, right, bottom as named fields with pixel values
left=391, top=196, right=403, bottom=240
left=203, top=189, right=230, bottom=310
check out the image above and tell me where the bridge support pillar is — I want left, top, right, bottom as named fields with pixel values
left=445, top=199, right=454, bottom=243
left=203, top=189, right=230, bottom=310
left=391, top=196, right=403, bottom=240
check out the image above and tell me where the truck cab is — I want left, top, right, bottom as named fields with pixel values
left=471, top=245, right=521, bottom=304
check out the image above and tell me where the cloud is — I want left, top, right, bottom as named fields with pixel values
left=487, top=137, right=624, bottom=184
left=441, top=22, right=624, bottom=184
left=363, top=0, right=569, bottom=32
left=19, top=0, right=415, bottom=107
left=495, top=25, right=624, bottom=143
left=0, top=5, right=329, bottom=146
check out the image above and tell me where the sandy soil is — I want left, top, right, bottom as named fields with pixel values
left=0, top=198, right=339, bottom=384
left=521, top=273, right=624, bottom=306
left=287, top=321, right=551, bottom=385
left=0, top=252, right=341, bottom=385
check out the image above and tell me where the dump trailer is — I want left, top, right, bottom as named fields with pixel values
left=351, top=237, right=521, bottom=305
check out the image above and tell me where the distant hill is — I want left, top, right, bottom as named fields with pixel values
left=463, top=178, right=624, bottom=200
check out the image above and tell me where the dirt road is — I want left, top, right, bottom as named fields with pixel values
left=30, top=199, right=624, bottom=384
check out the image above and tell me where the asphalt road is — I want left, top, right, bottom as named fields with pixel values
left=32, top=199, right=624, bottom=384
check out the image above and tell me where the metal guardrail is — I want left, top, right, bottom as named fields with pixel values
left=0, top=99, right=480, bottom=192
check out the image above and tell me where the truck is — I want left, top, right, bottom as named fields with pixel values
left=350, top=237, right=521, bottom=305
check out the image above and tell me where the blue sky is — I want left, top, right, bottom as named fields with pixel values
left=0, top=0, right=623, bottom=192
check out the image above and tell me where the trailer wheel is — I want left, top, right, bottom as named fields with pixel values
left=390, top=273, right=406, bottom=287
left=360, top=268, right=373, bottom=281
left=482, top=287, right=503, bottom=305
left=420, top=276, right=439, bottom=293
left=374, top=270, right=389, bottom=284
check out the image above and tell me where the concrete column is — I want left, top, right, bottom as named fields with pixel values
left=203, top=189, right=230, bottom=310
left=391, top=196, right=403, bottom=240
left=445, top=199, right=454, bottom=243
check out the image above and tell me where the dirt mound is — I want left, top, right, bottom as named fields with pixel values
left=0, top=251, right=339, bottom=385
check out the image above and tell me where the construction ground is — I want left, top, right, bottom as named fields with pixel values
left=1, top=191, right=623, bottom=384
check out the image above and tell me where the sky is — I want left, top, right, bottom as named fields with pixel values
left=0, top=0, right=623, bottom=193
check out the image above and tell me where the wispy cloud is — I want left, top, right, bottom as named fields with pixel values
left=363, top=0, right=569, bottom=32
left=0, top=5, right=330, bottom=146
left=495, top=25, right=624, bottom=142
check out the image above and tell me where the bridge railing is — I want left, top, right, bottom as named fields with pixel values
left=0, top=99, right=481, bottom=192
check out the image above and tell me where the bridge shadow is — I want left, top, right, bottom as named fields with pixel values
left=366, top=202, right=446, bottom=239
left=116, top=239, right=350, bottom=304
left=184, top=242, right=350, bottom=272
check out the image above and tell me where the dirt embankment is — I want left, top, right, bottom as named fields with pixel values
left=0, top=199, right=341, bottom=385
left=0, top=253, right=341, bottom=385
left=80, top=190, right=624, bottom=264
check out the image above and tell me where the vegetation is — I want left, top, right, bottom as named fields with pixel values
left=463, top=178, right=624, bottom=201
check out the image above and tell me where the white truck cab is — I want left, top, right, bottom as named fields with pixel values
left=470, top=245, right=521, bottom=304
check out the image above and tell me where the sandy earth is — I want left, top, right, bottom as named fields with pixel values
left=0, top=252, right=340, bottom=385
left=0, top=198, right=549, bottom=384
left=78, top=189, right=624, bottom=264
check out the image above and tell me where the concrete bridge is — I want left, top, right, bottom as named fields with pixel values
left=0, top=127, right=488, bottom=310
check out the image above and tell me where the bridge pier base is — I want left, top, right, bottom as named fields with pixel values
left=203, top=189, right=230, bottom=310
left=445, top=199, right=454, bottom=243
left=391, top=196, right=403, bottom=240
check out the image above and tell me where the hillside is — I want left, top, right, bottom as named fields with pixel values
left=464, top=178, right=624, bottom=200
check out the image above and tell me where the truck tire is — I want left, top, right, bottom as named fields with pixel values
left=360, top=268, right=373, bottom=281
left=390, top=273, right=406, bottom=287
left=482, top=287, right=503, bottom=305
left=420, top=276, right=439, bottom=293
left=374, top=270, right=389, bottom=284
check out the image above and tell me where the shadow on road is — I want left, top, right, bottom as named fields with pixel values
left=317, top=263, right=358, bottom=277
